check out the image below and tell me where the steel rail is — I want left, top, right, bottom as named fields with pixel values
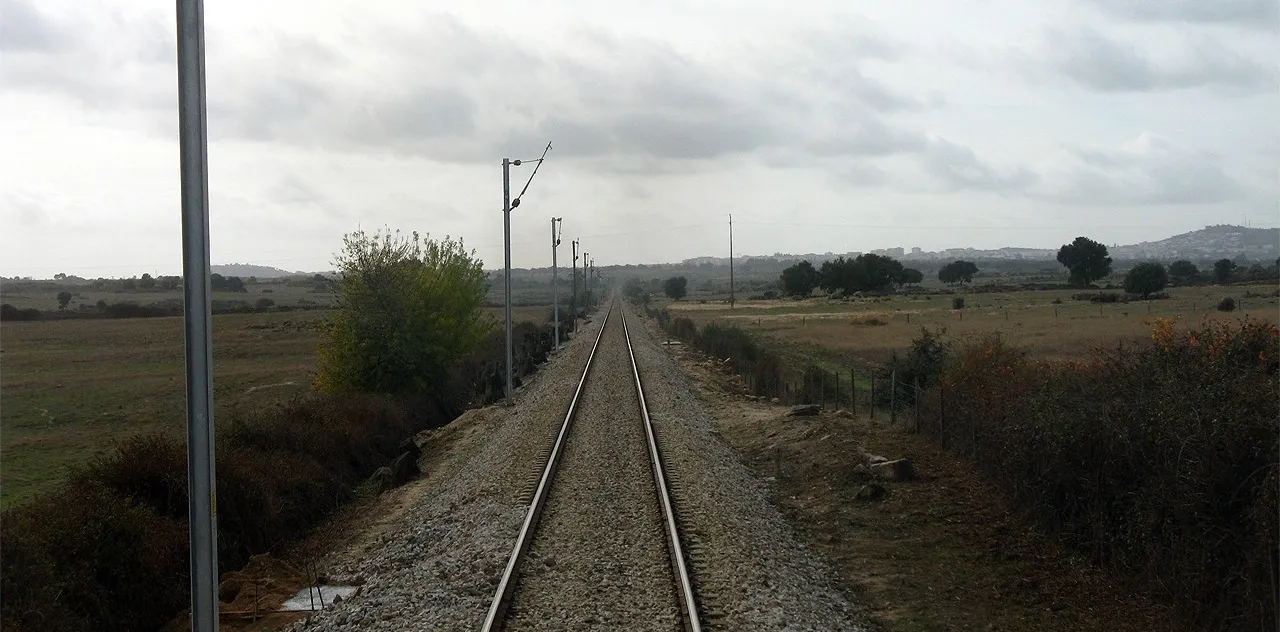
left=621, top=305, right=704, bottom=632
left=480, top=304, right=614, bottom=632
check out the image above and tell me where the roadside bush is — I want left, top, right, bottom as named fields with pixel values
left=951, top=297, right=965, bottom=310
left=1093, top=292, right=1121, bottom=303
left=255, top=297, right=275, bottom=309
left=315, top=229, right=491, bottom=396
left=917, top=319, right=1279, bottom=630
left=669, top=317, right=698, bottom=341
left=1218, top=297, right=1237, bottom=312
left=0, top=392, right=437, bottom=632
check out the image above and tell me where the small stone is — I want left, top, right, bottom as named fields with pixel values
left=770, top=397, right=781, bottom=404
left=785, top=404, right=821, bottom=417
left=855, top=483, right=888, bottom=502
left=870, top=458, right=915, bottom=482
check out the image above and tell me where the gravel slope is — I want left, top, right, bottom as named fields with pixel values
left=503, top=301, right=679, bottom=631
left=625, top=305, right=872, bottom=631
left=292, top=312, right=608, bottom=632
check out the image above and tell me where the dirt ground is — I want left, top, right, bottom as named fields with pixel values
left=662, top=338, right=1193, bottom=632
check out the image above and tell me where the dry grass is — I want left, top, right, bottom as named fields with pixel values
left=0, top=304, right=553, bottom=507
left=668, top=284, right=1280, bottom=364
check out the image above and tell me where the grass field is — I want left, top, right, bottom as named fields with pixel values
left=0, top=305, right=552, bottom=507
left=665, top=283, right=1280, bottom=373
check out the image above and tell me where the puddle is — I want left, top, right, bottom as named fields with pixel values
left=279, top=585, right=360, bottom=612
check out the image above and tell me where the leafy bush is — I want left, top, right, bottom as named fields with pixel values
left=951, top=297, right=965, bottom=310
left=315, top=228, right=491, bottom=396
left=1093, top=292, right=1121, bottom=303
left=917, top=319, right=1279, bottom=630
left=255, top=297, right=275, bottom=309
left=0, top=303, right=42, bottom=321
left=1218, top=297, right=1237, bottom=312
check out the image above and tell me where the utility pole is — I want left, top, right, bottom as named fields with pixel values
left=501, top=142, right=552, bottom=404
left=589, top=257, right=596, bottom=301
left=583, top=252, right=590, bottom=305
left=551, top=218, right=562, bottom=349
left=174, top=0, right=219, bottom=630
left=571, top=239, right=579, bottom=333
left=729, top=214, right=735, bottom=309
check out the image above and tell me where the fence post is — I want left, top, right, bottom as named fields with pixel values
left=913, top=377, right=921, bottom=433
left=834, top=371, right=840, bottom=410
left=869, top=376, right=876, bottom=419
left=939, top=381, right=946, bottom=438
left=890, top=368, right=897, bottom=424
left=850, top=370, right=856, bottom=413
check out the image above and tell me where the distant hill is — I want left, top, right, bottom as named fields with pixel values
left=674, top=224, right=1280, bottom=266
left=1110, top=225, right=1279, bottom=261
left=211, top=263, right=302, bottom=279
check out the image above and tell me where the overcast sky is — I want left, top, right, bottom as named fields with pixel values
left=1, top=0, right=1277, bottom=278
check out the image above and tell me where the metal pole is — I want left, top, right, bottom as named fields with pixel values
left=503, top=158, right=513, bottom=403
left=175, top=0, right=218, bottom=629
left=571, top=240, right=578, bottom=332
left=584, top=252, right=590, bottom=306
left=729, top=214, right=735, bottom=309
left=551, top=218, right=561, bottom=348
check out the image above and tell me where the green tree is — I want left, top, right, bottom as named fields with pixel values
left=779, top=261, right=820, bottom=297
left=663, top=276, right=688, bottom=301
left=56, top=291, right=72, bottom=310
left=1123, top=262, right=1168, bottom=298
left=315, top=228, right=491, bottom=395
left=938, top=260, right=979, bottom=285
left=622, top=277, right=645, bottom=300
left=139, top=273, right=155, bottom=289
left=1213, top=258, right=1237, bottom=284
left=900, top=268, right=924, bottom=286
left=1168, top=260, right=1199, bottom=285
left=1057, top=237, right=1112, bottom=286
left=819, top=254, right=905, bottom=295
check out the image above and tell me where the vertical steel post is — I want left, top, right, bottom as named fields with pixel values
left=503, top=158, right=513, bottom=403
left=551, top=218, right=560, bottom=348
left=175, top=0, right=218, bottom=630
left=571, top=240, right=578, bottom=332
left=729, top=214, right=735, bottom=309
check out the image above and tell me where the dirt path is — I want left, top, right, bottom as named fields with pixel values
left=642, top=315, right=1191, bottom=632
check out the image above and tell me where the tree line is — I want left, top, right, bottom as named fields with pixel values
left=769, top=235, right=1279, bottom=298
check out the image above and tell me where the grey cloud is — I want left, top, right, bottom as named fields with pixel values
left=923, top=139, right=1039, bottom=193
left=0, top=0, right=70, bottom=51
left=1044, top=134, right=1246, bottom=204
left=1084, top=0, right=1279, bottom=29
left=1047, top=27, right=1275, bottom=93
left=807, top=117, right=926, bottom=157
left=4, top=4, right=932, bottom=174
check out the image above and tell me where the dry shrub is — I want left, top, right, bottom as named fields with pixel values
left=918, top=318, right=1279, bottom=630
left=0, top=392, right=435, bottom=632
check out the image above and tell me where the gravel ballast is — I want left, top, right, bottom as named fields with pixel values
left=292, top=312, right=609, bottom=632
left=292, top=301, right=869, bottom=631
left=503, top=301, right=679, bottom=631
left=626, top=305, right=871, bottom=631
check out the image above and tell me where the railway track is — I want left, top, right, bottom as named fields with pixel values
left=480, top=299, right=703, bottom=632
